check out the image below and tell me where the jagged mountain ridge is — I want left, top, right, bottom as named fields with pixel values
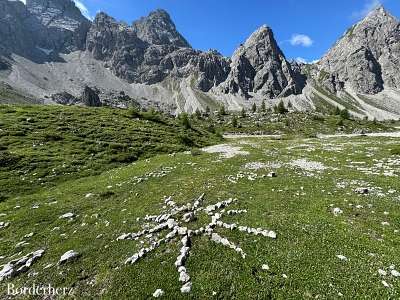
left=1, top=0, right=400, bottom=119
left=318, top=6, right=400, bottom=95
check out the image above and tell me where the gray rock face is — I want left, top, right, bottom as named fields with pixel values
left=219, top=25, right=303, bottom=98
left=0, top=0, right=34, bottom=56
left=81, top=86, right=101, bottom=107
left=51, top=91, right=79, bottom=105
left=86, top=11, right=230, bottom=92
left=0, top=0, right=90, bottom=58
left=25, top=0, right=91, bottom=52
left=132, top=9, right=190, bottom=48
left=319, top=6, right=400, bottom=94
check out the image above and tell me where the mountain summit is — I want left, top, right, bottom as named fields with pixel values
left=318, top=5, right=400, bottom=94
left=1, top=2, right=400, bottom=119
left=132, top=9, right=191, bottom=48
left=220, top=25, right=303, bottom=98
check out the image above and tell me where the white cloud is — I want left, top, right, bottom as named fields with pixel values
left=19, top=0, right=26, bottom=4
left=351, top=0, right=381, bottom=19
left=73, top=0, right=93, bottom=20
left=290, top=34, right=314, bottom=47
left=294, top=57, right=307, bottom=64
left=291, top=57, right=320, bottom=65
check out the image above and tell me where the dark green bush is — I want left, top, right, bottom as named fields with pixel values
left=0, top=151, right=21, bottom=168
left=390, top=147, right=400, bottom=155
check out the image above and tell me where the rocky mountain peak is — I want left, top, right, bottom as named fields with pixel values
left=318, top=5, right=400, bottom=95
left=219, top=25, right=303, bottom=98
left=365, top=5, right=390, bottom=19
left=132, top=9, right=191, bottom=48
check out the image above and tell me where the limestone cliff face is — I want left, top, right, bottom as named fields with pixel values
left=86, top=10, right=230, bottom=92
left=25, top=0, right=91, bottom=52
left=319, top=6, right=400, bottom=94
left=219, top=25, right=303, bottom=98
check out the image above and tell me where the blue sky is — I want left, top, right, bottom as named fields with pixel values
left=72, top=0, right=400, bottom=62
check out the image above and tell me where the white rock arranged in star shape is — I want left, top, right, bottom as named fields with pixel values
left=378, top=269, right=387, bottom=276
left=120, top=193, right=277, bottom=295
left=152, top=289, right=164, bottom=298
left=382, top=280, right=390, bottom=288
left=391, top=270, right=400, bottom=277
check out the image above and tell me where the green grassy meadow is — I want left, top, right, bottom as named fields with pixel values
left=0, top=105, right=399, bottom=299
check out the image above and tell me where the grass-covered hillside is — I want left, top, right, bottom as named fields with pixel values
left=0, top=105, right=221, bottom=199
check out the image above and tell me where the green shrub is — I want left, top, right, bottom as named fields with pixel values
left=390, top=147, right=400, bottom=155
left=128, top=107, right=141, bottom=118
left=179, top=113, right=191, bottom=129
left=178, top=134, right=194, bottom=146
left=141, top=108, right=164, bottom=123
left=109, top=153, right=138, bottom=163
left=231, top=116, right=238, bottom=128
left=251, top=103, right=257, bottom=113
left=340, top=108, right=350, bottom=120
left=99, top=191, right=115, bottom=199
left=277, top=100, right=288, bottom=114
left=43, top=132, right=63, bottom=142
left=0, top=193, right=7, bottom=202
left=190, top=148, right=202, bottom=156
left=0, top=151, right=21, bottom=168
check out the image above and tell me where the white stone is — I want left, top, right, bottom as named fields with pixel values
left=336, top=255, right=348, bottom=261
left=378, top=269, right=387, bottom=276
left=180, top=281, right=192, bottom=293
left=262, top=264, right=270, bottom=270
left=59, top=212, right=75, bottom=219
left=391, top=270, right=400, bottom=277
left=152, top=289, right=164, bottom=298
left=58, top=250, right=80, bottom=265
left=332, top=208, right=343, bottom=216
left=179, top=270, right=190, bottom=283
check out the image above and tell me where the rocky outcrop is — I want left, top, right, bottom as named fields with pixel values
left=0, top=0, right=90, bottom=59
left=81, top=86, right=101, bottom=107
left=219, top=25, right=303, bottom=98
left=51, top=91, right=80, bottom=105
left=318, top=6, right=400, bottom=94
left=132, top=9, right=190, bottom=48
left=0, top=0, right=34, bottom=56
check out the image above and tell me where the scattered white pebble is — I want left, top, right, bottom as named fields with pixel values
left=378, top=269, right=387, bottom=276
left=391, top=270, right=400, bottom=277
left=180, top=281, right=192, bottom=293
left=58, top=250, right=80, bottom=265
left=382, top=280, right=390, bottom=288
left=152, top=289, right=164, bottom=298
left=332, top=208, right=343, bottom=216
left=59, top=212, right=75, bottom=219
left=262, top=264, right=270, bottom=271
left=336, top=255, right=348, bottom=261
